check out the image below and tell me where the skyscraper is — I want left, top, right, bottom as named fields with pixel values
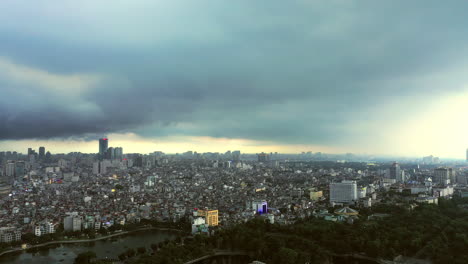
left=257, top=152, right=269, bottom=162
left=99, top=138, right=108, bottom=160
left=232, top=150, right=241, bottom=161
left=5, top=162, right=15, bottom=178
left=106, top=147, right=114, bottom=160
left=45, top=151, right=52, bottom=162
left=0, top=161, right=11, bottom=197
left=114, top=147, right=123, bottom=160
left=134, top=155, right=143, bottom=167
left=390, top=162, right=400, bottom=180
left=39, top=147, right=45, bottom=160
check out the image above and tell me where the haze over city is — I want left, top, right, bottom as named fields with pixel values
left=0, top=0, right=466, bottom=158
left=2, top=2, right=468, bottom=264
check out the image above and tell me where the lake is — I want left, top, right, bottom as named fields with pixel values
left=0, top=229, right=178, bottom=264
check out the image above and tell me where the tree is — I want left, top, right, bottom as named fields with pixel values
left=126, top=248, right=136, bottom=258
left=137, top=247, right=147, bottom=255
left=274, top=247, right=298, bottom=264
left=150, top=243, right=159, bottom=252
left=22, top=233, right=37, bottom=244
left=118, top=252, right=127, bottom=261
left=128, top=199, right=468, bottom=264
left=98, top=227, right=109, bottom=235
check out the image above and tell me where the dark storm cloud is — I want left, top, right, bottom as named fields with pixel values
left=1, top=0, right=468, bottom=144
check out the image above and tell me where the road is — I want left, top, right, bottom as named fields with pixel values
left=183, top=250, right=250, bottom=264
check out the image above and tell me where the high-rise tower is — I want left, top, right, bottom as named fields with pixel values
left=114, top=147, right=123, bottom=160
left=106, top=147, right=114, bottom=160
left=39, top=147, right=45, bottom=160
left=390, top=162, right=400, bottom=180
left=99, top=138, right=108, bottom=160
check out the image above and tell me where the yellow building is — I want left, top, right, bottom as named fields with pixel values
left=310, top=191, right=323, bottom=201
left=255, top=187, right=266, bottom=192
left=197, top=209, right=219, bottom=226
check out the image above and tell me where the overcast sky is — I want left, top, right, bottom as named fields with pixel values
left=0, top=0, right=467, bottom=158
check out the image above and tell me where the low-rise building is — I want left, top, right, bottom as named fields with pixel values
left=0, top=227, right=21, bottom=243
left=197, top=209, right=219, bottom=226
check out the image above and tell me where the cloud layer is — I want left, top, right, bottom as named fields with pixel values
left=1, top=1, right=467, bottom=156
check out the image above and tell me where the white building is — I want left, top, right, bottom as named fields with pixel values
left=46, top=222, right=56, bottom=234
left=434, top=168, right=453, bottom=185
left=415, top=196, right=438, bottom=204
left=357, top=187, right=367, bottom=198
left=397, top=170, right=406, bottom=183
left=92, top=161, right=109, bottom=175
left=64, top=215, right=82, bottom=232
left=330, top=181, right=357, bottom=204
left=34, top=221, right=56, bottom=237
left=192, top=217, right=208, bottom=234
left=145, top=175, right=157, bottom=187
left=0, top=227, right=21, bottom=243
left=5, top=162, right=15, bottom=177
left=252, top=200, right=268, bottom=214
left=433, top=186, right=454, bottom=198
left=35, top=225, right=42, bottom=236
left=267, top=214, right=275, bottom=224
left=411, top=186, right=429, bottom=195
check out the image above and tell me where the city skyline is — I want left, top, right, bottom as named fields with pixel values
left=0, top=1, right=467, bottom=158
left=0, top=136, right=465, bottom=161
left=1, top=2, right=468, bottom=263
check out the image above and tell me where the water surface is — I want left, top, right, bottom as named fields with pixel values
left=0, top=229, right=177, bottom=264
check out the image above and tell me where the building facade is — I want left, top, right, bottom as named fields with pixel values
left=99, top=138, right=109, bottom=160
left=330, top=181, right=357, bottom=204
left=64, top=215, right=82, bottom=232
left=197, top=209, right=219, bottom=226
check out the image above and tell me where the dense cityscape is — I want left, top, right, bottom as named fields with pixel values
left=0, top=138, right=467, bottom=263
left=2, top=1, right=468, bottom=264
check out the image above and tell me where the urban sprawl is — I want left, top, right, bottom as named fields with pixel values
left=0, top=138, right=467, bottom=248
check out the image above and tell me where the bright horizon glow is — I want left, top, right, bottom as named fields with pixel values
left=392, top=90, right=468, bottom=158
left=0, top=132, right=465, bottom=159
left=0, top=133, right=342, bottom=155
